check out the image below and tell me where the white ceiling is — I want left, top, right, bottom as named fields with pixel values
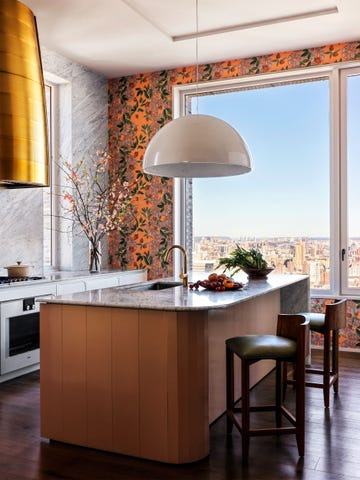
left=23, top=0, right=360, bottom=78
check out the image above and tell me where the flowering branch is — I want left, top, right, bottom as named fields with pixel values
left=60, top=150, right=135, bottom=251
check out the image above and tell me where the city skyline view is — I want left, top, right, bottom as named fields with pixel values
left=193, top=236, right=331, bottom=289
left=192, top=235, right=360, bottom=290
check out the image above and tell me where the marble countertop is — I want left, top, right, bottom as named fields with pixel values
left=0, top=268, right=146, bottom=303
left=0, top=268, right=142, bottom=289
left=38, top=272, right=309, bottom=311
left=43, top=268, right=141, bottom=282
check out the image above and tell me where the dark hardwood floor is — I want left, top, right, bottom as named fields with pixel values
left=0, top=352, right=360, bottom=479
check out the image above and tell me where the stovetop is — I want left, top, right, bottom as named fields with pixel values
left=0, top=276, right=45, bottom=285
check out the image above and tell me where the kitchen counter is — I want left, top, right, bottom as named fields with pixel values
left=39, top=272, right=309, bottom=312
left=0, top=268, right=146, bottom=302
left=40, top=273, right=309, bottom=464
left=0, top=268, right=142, bottom=288
left=43, top=268, right=142, bottom=282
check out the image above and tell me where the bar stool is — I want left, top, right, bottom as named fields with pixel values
left=305, top=299, right=347, bottom=408
left=226, top=314, right=309, bottom=463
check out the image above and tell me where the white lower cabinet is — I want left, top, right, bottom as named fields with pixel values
left=56, top=270, right=146, bottom=296
left=56, top=281, right=86, bottom=295
left=84, top=276, right=119, bottom=291
left=118, top=270, right=147, bottom=286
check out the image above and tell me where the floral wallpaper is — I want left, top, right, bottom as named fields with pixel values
left=311, top=299, right=360, bottom=349
left=108, top=40, right=360, bottom=347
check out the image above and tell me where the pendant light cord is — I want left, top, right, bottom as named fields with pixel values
left=195, top=0, right=199, bottom=114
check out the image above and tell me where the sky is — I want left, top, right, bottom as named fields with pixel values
left=192, top=79, right=335, bottom=238
left=347, top=74, right=360, bottom=239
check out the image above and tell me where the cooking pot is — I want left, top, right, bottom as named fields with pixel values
left=5, top=261, right=32, bottom=278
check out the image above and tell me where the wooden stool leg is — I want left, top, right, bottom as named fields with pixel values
left=226, top=346, right=234, bottom=434
left=282, top=360, right=288, bottom=400
left=332, top=330, right=340, bottom=394
left=275, top=360, right=282, bottom=427
left=323, top=329, right=331, bottom=408
left=295, top=356, right=305, bottom=457
left=241, top=359, right=250, bottom=463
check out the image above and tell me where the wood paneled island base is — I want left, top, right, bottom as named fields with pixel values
left=40, top=274, right=309, bottom=464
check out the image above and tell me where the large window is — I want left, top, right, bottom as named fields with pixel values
left=341, top=67, right=360, bottom=295
left=175, top=65, right=360, bottom=298
left=43, top=73, right=68, bottom=271
left=42, top=72, right=74, bottom=271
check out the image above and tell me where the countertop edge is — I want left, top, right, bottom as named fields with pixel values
left=38, top=274, right=309, bottom=312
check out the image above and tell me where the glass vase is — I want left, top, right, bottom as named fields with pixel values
left=89, top=241, right=101, bottom=272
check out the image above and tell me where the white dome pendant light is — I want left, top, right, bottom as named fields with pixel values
left=143, top=114, right=252, bottom=177
left=142, top=0, right=252, bottom=178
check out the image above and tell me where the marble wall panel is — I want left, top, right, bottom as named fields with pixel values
left=0, top=189, right=43, bottom=275
left=0, top=47, right=108, bottom=274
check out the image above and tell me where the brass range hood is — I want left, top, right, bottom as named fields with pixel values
left=0, top=0, right=49, bottom=188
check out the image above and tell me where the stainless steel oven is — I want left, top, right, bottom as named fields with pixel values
left=0, top=297, right=41, bottom=377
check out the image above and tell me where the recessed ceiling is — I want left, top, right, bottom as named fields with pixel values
left=22, top=0, right=360, bottom=78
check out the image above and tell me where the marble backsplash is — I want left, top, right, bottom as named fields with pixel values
left=0, top=46, right=108, bottom=275
left=0, top=189, right=43, bottom=276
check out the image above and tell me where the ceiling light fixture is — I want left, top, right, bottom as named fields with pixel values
left=0, top=0, right=49, bottom=188
left=142, top=0, right=252, bottom=178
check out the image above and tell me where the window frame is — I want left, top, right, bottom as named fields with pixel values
left=173, top=63, right=360, bottom=299
left=339, top=65, right=360, bottom=296
left=43, top=71, right=73, bottom=271
left=43, top=80, right=56, bottom=269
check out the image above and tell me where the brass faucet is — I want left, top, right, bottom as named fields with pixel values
left=164, top=244, right=188, bottom=287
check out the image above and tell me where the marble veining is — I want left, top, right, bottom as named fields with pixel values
left=39, top=273, right=309, bottom=312
left=0, top=189, right=43, bottom=275
left=0, top=47, right=108, bottom=274
left=42, top=47, right=108, bottom=272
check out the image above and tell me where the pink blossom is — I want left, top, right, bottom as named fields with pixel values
left=61, top=149, right=134, bottom=244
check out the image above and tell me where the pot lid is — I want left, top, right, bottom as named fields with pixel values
left=5, top=261, right=31, bottom=268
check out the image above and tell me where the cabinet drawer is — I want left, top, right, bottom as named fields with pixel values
left=56, top=281, right=86, bottom=295
left=85, top=276, right=119, bottom=290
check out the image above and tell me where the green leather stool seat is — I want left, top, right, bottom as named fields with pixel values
left=226, top=335, right=297, bottom=361
left=307, top=313, right=325, bottom=333
left=296, top=312, right=325, bottom=334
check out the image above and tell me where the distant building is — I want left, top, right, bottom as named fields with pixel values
left=191, top=236, right=358, bottom=291
left=294, top=241, right=305, bottom=270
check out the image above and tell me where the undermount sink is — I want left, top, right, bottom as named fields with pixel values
left=127, top=281, right=183, bottom=291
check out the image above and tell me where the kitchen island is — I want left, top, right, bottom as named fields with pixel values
left=39, top=273, right=309, bottom=464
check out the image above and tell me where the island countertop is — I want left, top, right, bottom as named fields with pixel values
left=38, top=272, right=309, bottom=312
left=40, top=271, right=309, bottom=464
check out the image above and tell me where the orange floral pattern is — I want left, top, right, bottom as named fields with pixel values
left=311, top=299, right=360, bottom=349
left=108, top=41, right=360, bottom=280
